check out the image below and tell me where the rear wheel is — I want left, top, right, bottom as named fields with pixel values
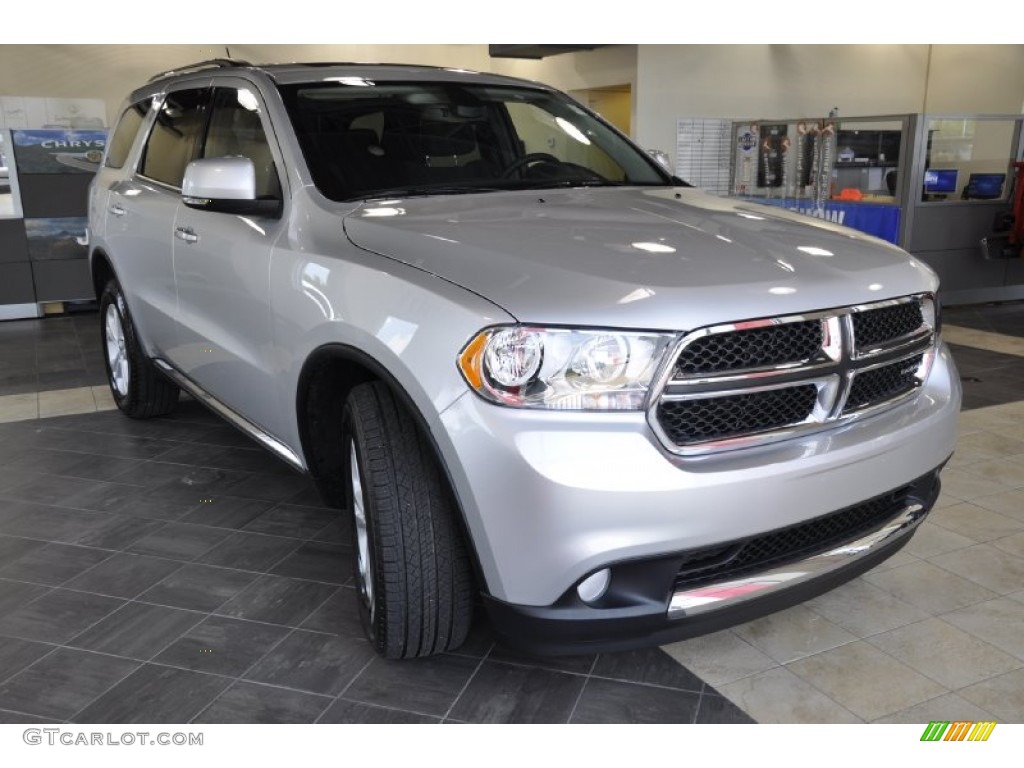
left=99, top=279, right=179, bottom=419
left=342, top=381, right=474, bottom=658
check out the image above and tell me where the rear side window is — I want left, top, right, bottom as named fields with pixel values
left=139, top=88, right=209, bottom=187
left=105, top=98, right=152, bottom=169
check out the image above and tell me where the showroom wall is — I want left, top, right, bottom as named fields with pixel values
left=633, top=44, right=1024, bottom=166
left=0, top=44, right=637, bottom=125
left=2, top=43, right=1022, bottom=171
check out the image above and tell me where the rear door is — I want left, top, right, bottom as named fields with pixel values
left=104, top=84, right=211, bottom=354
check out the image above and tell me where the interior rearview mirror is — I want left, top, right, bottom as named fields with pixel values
left=182, top=156, right=281, bottom=217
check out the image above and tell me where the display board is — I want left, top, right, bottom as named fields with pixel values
left=11, top=130, right=106, bottom=174
left=675, top=118, right=732, bottom=196
left=0, top=105, right=107, bottom=317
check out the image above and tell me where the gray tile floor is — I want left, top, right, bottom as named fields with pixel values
left=0, top=402, right=749, bottom=724
left=0, top=311, right=107, bottom=397
left=1, top=301, right=1023, bottom=724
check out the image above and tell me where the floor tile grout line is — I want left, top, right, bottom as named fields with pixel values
left=313, top=655, right=381, bottom=725
left=188, top=677, right=336, bottom=725
left=0, top=630, right=365, bottom=722
left=0, top=492, right=338, bottom=543
left=0, top=578, right=356, bottom=638
left=0, top=643, right=65, bottom=694
left=0, top=546, right=119, bottom=592
left=691, top=682, right=706, bottom=724
left=185, top=624, right=306, bottom=725
left=0, top=538, right=355, bottom=591
left=2, top=574, right=185, bottom=724
left=438, top=643, right=493, bottom=723
left=62, top=651, right=150, bottom=723
left=564, top=655, right=598, bottom=724
left=868, top=536, right=1017, bottom=600
left=729, top=629, right=960, bottom=723
left=858, top=621, right=1024, bottom=691
left=198, top=581, right=348, bottom=717
left=0, top=705, right=63, bottom=724
left=466, top=653, right=705, bottom=695
left=916, top=540, right=1024, bottom=596
left=117, top=567, right=341, bottom=633
left=318, top=694, right=446, bottom=723
left=868, top=689, right=1001, bottom=724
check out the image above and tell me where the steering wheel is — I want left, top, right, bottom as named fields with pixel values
left=501, top=152, right=562, bottom=179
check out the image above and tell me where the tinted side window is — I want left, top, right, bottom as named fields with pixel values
left=106, top=98, right=152, bottom=169
left=140, top=88, right=209, bottom=187
left=203, top=87, right=281, bottom=199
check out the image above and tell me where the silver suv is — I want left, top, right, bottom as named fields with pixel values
left=88, top=61, right=961, bottom=658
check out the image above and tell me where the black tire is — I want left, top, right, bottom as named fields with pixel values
left=342, top=381, right=474, bottom=659
left=99, top=279, right=179, bottom=419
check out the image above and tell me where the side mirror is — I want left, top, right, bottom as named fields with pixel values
left=646, top=149, right=674, bottom=174
left=182, top=156, right=281, bottom=217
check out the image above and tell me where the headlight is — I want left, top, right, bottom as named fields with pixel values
left=457, top=325, right=675, bottom=410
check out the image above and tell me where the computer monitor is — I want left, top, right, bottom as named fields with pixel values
left=923, top=169, right=959, bottom=194
left=965, top=173, right=1006, bottom=200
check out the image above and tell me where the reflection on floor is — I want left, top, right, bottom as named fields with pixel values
left=0, top=302, right=1022, bottom=723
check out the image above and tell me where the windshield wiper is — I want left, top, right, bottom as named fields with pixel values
left=500, top=179, right=629, bottom=191
left=357, top=185, right=504, bottom=201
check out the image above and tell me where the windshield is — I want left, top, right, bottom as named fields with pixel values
left=277, top=80, right=672, bottom=201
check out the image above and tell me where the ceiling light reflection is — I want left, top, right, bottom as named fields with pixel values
left=618, top=288, right=656, bottom=304
left=555, top=117, right=591, bottom=146
left=631, top=242, right=676, bottom=253
left=324, top=76, right=375, bottom=87
left=362, top=207, right=405, bottom=218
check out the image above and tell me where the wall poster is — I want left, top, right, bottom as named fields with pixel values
left=11, top=129, right=107, bottom=174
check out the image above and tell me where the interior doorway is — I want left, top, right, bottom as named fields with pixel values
left=570, top=84, right=632, bottom=137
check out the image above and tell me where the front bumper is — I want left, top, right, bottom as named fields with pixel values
left=483, top=466, right=941, bottom=655
left=439, top=343, right=959, bottom=611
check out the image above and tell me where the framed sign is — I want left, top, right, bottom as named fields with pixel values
left=12, top=129, right=107, bottom=174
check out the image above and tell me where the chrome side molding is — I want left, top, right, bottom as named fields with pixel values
left=153, top=359, right=306, bottom=473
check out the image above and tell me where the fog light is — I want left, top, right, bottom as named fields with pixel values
left=576, top=568, right=611, bottom=604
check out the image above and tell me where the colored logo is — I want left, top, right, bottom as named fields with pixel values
left=920, top=721, right=996, bottom=742
left=738, top=131, right=757, bottom=153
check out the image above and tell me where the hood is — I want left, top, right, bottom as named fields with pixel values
left=343, top=187, right=936, bottom=331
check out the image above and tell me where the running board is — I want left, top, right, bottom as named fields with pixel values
left=153, top=359, right=306, bottom=473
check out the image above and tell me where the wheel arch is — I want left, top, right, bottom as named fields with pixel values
left=295, top=343, right=491, bottom=595
left=89, top=248, right=118, bottom=300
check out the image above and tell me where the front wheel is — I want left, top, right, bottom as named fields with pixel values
left=99, top=279, right=179, bottom=419
left=342, top=381, right=474, bottom=659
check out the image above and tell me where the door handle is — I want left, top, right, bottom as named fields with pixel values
left=109, top=204, right=126, bottom=217
left=174, top=226, right=199, bottom=244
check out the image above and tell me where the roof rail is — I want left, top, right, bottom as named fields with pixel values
left=148, top=58, right=252, bottom=83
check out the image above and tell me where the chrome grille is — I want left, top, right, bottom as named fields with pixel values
left=844, top=355, right=925, bottom=413
left=657, top=386, right=818, bottom=443
left=649, top=295, right=935, bottom=455
left=852, top=302, right=925, bottom=351
left=673, top=321, right=823, bottom=377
